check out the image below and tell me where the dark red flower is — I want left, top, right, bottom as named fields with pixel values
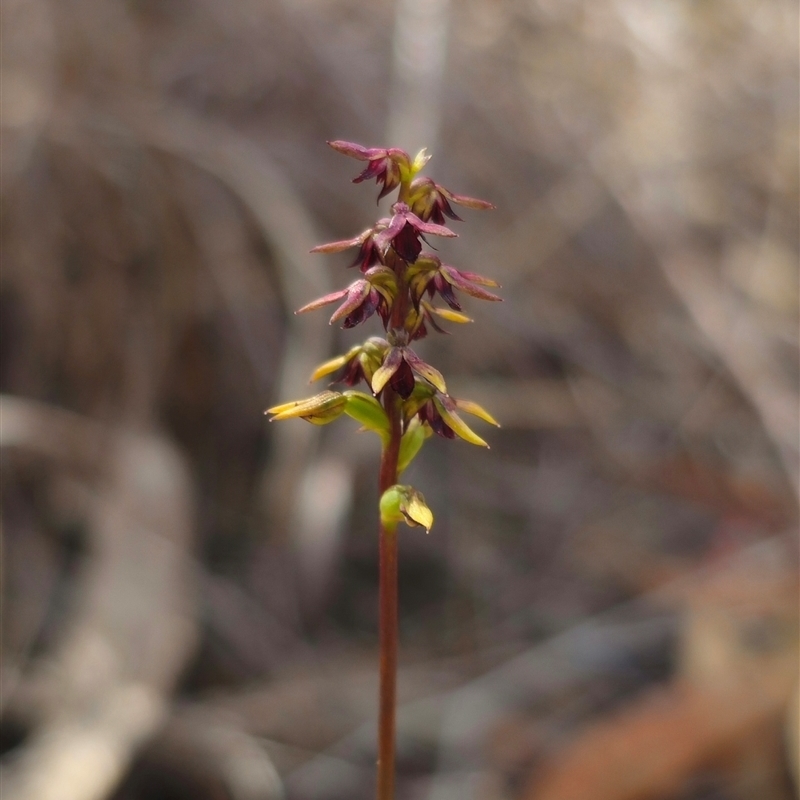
left=310, top=337, right=390, bottom=387
left=371, top=344, right=446, bottom=400
left=408, top=177, right=495, bottom=225
left=407, top=301, right=472, bottom=341
left=417, top=392, right=498, bottom=447
left=328, top=141, right=412, bottom=201
left=296, top=267, right=397, bottom=328
left=310, top=222, right=388, bottom=273
left=408, top=255, right=501, bottom=311
left=374, top=203, right=456, bottom=264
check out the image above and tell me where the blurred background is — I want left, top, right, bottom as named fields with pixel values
left=1, top=1, right=798, bottom=799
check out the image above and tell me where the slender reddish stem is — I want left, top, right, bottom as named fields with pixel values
left=377, top=386, right=402, bottom=800
left=376, top=241, right=411, bottom=800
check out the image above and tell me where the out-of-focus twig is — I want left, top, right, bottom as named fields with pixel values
left=659, top=252, right=799, bottom=495
left=152, top=710, right=286, bottom=800
left=387, top=0, right=451, bottom=155
left=0, top=395, right=197, bottom=800
left=98, top=96, right=356, bottom=613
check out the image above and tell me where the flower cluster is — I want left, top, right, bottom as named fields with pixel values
left=266, top=140, right=500, bottom=530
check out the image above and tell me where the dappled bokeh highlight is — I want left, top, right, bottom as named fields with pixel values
left=1, top=1, right=797, bottom=799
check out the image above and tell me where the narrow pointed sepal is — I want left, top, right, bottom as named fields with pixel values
left=296, top=288, right=348, bottom=314
left=404, top=351, right=446, bottom=393
left=441, top=266, right=502, bottom=302
left=309, top=347, right=360, bottom=383
left=447, top=192, right=495, bottom=211
left=454, top=269, right=500, bottom=288
left=432, top=396, right=489, bottom=447
left=425, top=303, right=473, bottom=324
left=266, top=391, right=348, bottom=425
left=328, top=281, right=372, bottom=323
left=371, top=347, right=404, bottom=394
left=327, top=140, right=373, bottom=160
left=455, top=399, right=500, bottom=427
left=310, top=229, right=371, bottom=254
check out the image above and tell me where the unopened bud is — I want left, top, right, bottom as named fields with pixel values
left=379, top=485, right=434, bottom=533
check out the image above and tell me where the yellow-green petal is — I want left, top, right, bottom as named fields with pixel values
left=455, top=399, right=500, bottom=427
left=371, top=347, right=403, bottom=394
left=405, top=351, right=446, bottom=393
left=427, top=305, right=473, bottom=324
left=401, top=490, right=433, bottom=532
left=266, top=391, right=347, bottom=424
left=433, top=397, right=488, bottom=447
left=411, top=148, right=432, bottom=175
left=266, top=399, right=306, bottom=416
left=309, top=349, right=356, bottom=382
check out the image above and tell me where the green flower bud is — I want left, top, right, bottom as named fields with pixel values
left=265, top=391, right=347, bottom=425
left=379, top=485, right=434, bottom=533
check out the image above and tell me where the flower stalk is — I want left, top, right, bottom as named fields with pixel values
left=377, top=387, right=402, bottom=800
left=266, top=141, right=500, bottom=799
